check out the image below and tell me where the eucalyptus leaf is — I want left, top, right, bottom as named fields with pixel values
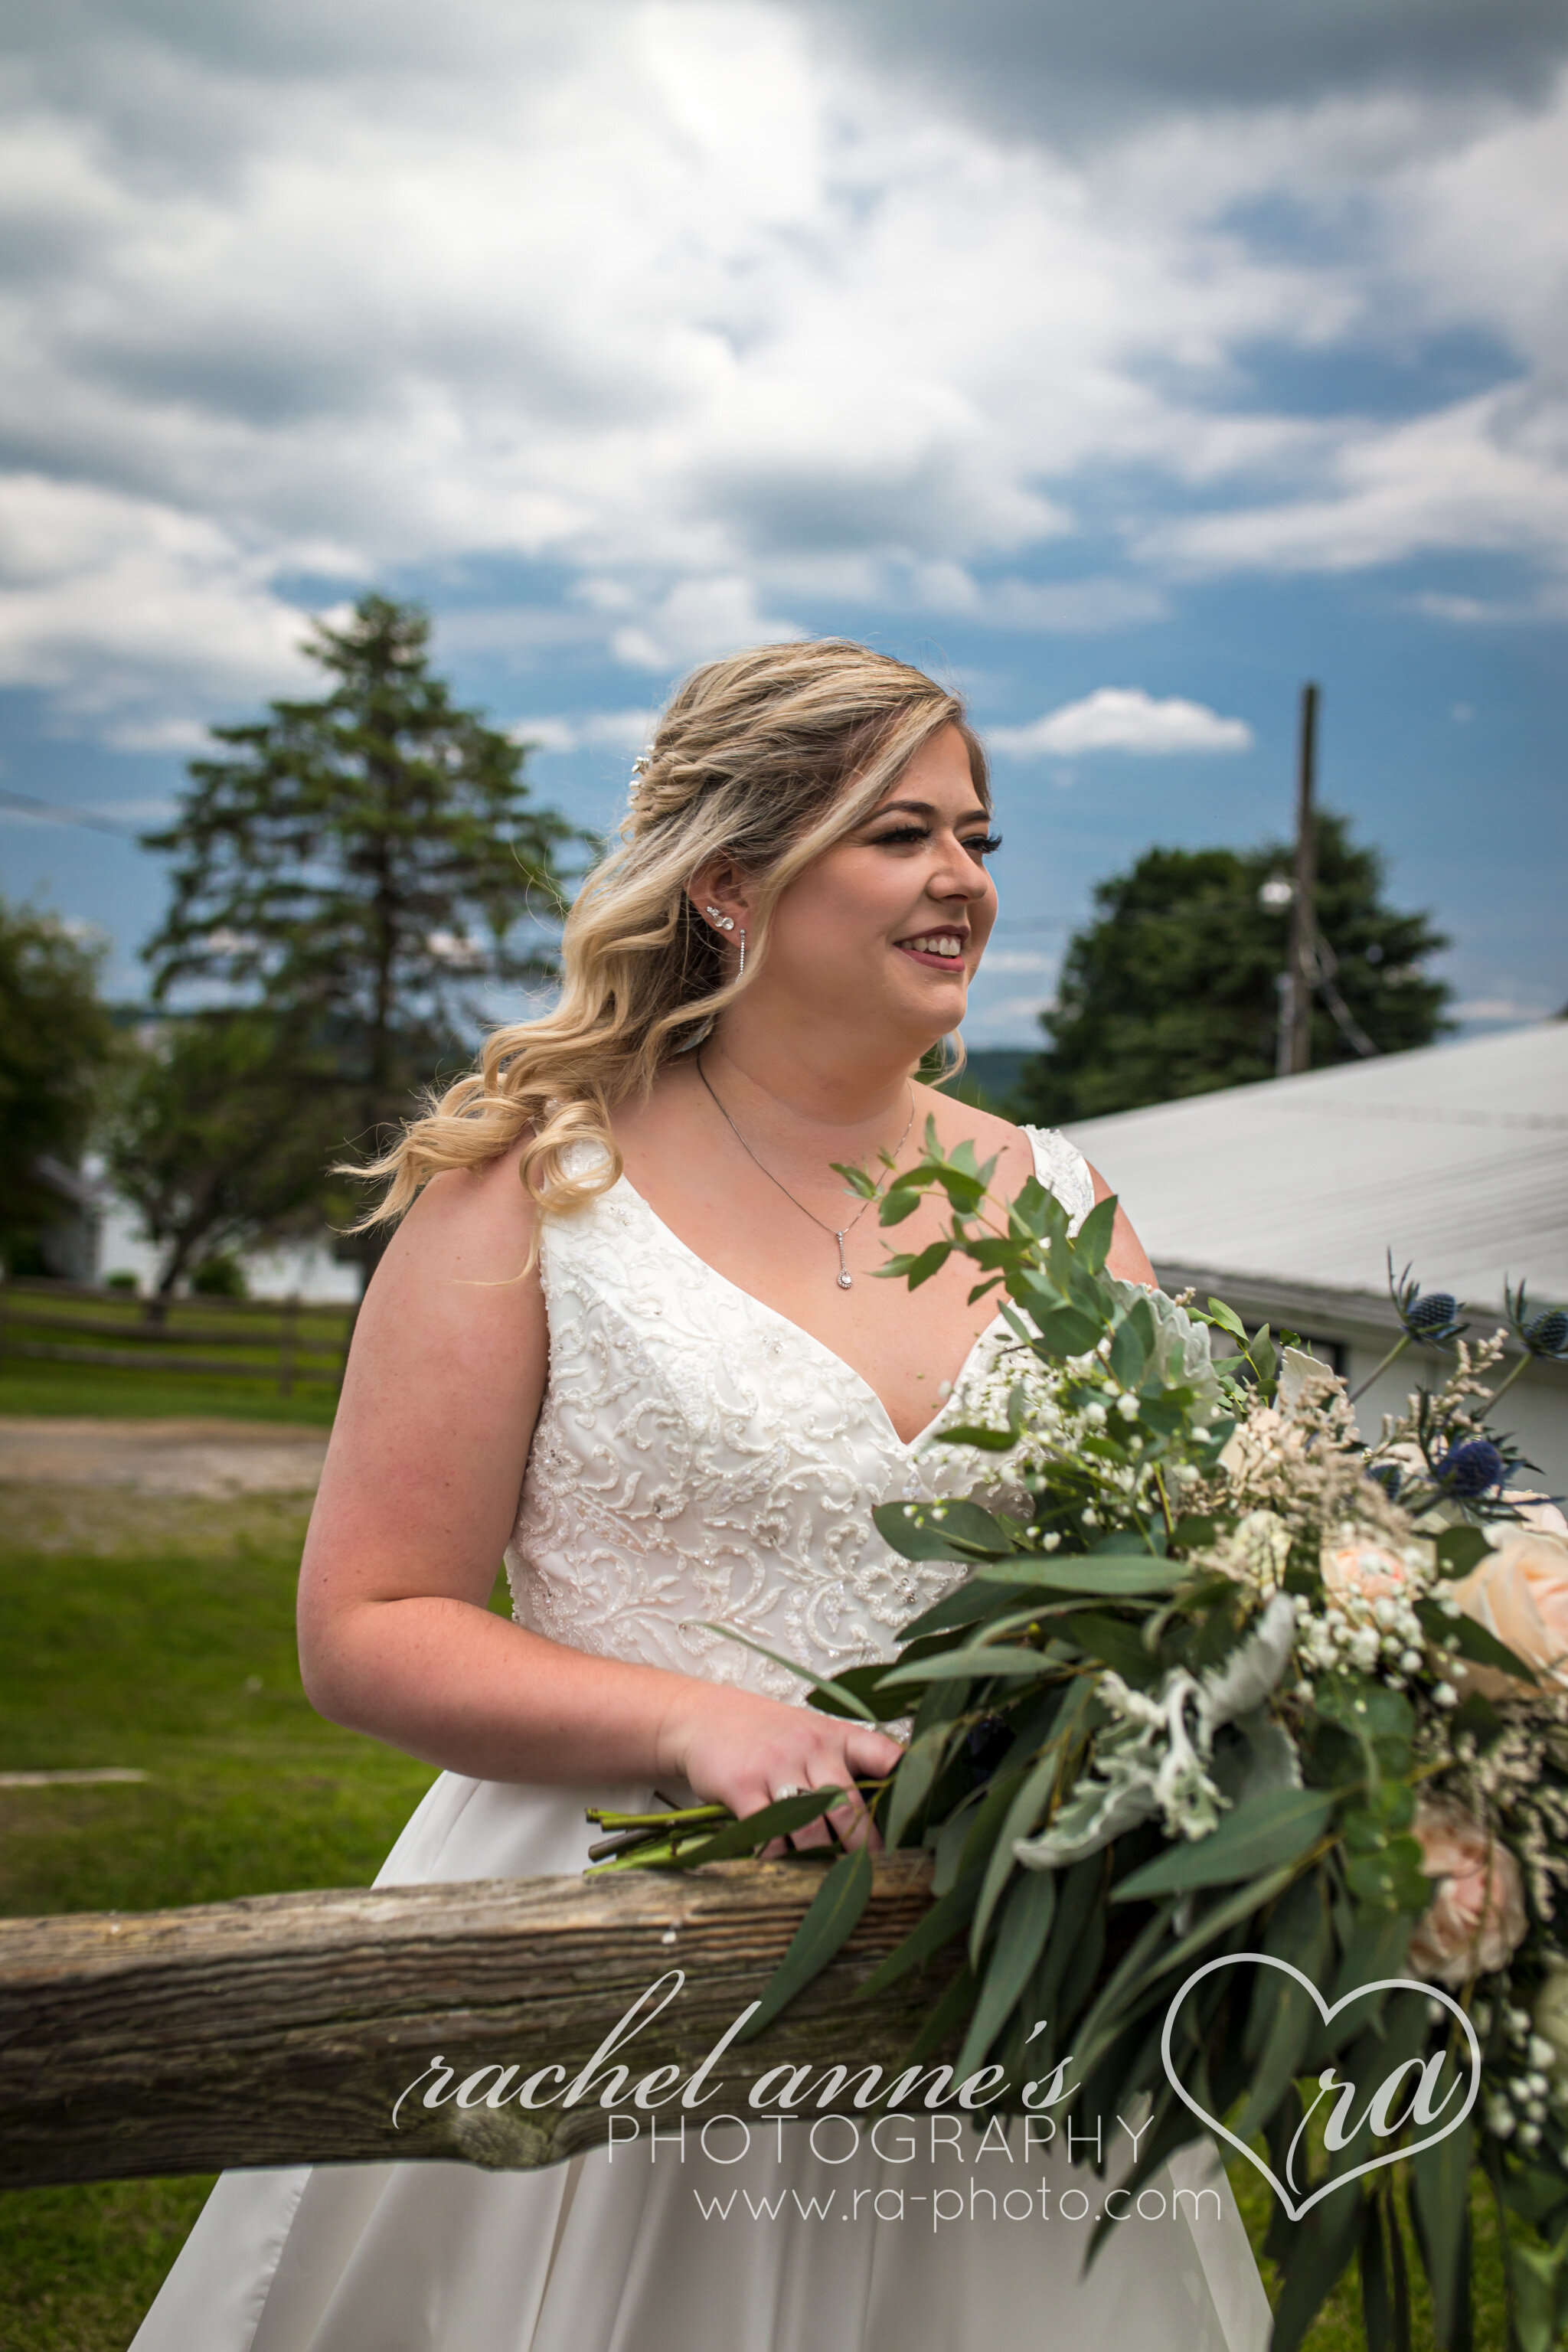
left=1034, top=1306, right=1104, bottom=1357
left=877, top=1644, right=1050, bottom=1689
left=735, top=1843, right=874, bottom=2043
left=1112, top=1788, right=1334, bottom=1901
left=873, top=1498, right=1023, bottom=1563
left=689, top=1622, right=878, bottom=1720
left=972, top=1557, right=1182, bottom=1597
left=854, top=1864, right=983, bottom=2001
left=1073, top=1192, right=1117, bottom=1275
left=667, top=1785, right=847, bottom=1866
left=1435, top=1524, right=1491, bottom=1578
left=956, top=1867, right=1057, bottom=2079
left=1416, top=1597, right=1539, bottom=1686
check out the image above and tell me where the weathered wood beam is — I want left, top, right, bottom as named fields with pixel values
left=0, top=1857, right=950, bottom=2190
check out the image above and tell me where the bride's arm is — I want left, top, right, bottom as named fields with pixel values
left=296, top=1145, right=900, bottom=1843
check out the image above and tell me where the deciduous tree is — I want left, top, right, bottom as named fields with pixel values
left=1014, top=813, right=1451, bottom=1124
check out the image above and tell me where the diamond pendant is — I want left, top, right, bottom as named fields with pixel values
left=835, top=1233, right=853, bottom=1289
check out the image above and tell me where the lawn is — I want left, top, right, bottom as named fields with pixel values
left=0, top=1474, right=1511, bottom=2351
left=0, top=1480, right=441, bottom=2350
left=0, top=1357, right=338, bottom=1426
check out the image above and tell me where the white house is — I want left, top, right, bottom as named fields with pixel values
left=1063, top=1021, right=1568, bottom=1493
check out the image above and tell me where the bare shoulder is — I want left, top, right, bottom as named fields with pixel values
left=914, top=1082, right=1157, bottom=1285
left=913, top=1081, right=1040, bottom=1190
left=374, top=1135, right=540, bottom=1285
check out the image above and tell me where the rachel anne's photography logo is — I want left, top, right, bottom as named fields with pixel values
left=392, top=1956, right=1479, bottom=2223
left=1162, top=1955, right=1481, bottom=2220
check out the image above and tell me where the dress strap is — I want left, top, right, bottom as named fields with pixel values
left=1020, top=1123, right=1095, bottom=1233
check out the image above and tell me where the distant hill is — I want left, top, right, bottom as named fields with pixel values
left=940, top=1048, right=1031, bottom=1117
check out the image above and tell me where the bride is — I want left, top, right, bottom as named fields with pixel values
left=133, top=639, right=1269, bottom=2352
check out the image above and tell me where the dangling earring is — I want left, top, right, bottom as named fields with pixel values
left=737, top=927, right=746, bottom=978
left=704, top=903, right=735, bottom=932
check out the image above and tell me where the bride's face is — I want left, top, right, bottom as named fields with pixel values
left=760, top=723, right=1000, bottom=1047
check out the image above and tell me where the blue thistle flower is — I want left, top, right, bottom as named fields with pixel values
left=1406, top=1292, right=1460, bottom=1338
left=1433, top=1438, right=1505, bottom=1498
left=1354, top=1261, right=1467, bottom=1403
left=1524, top=1307, right=1568, bottom=1359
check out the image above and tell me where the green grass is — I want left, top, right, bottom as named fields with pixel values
left=0, top=1481, right=443, bottom=2349
left=0, top=1357, right=338, bottom=1425
left=1225, top=2150, right=1509, bottom=2352
left=0, top=1475, right=1513, bottom=2351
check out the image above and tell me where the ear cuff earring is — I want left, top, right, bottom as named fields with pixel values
left=704, top=903, right=746, bottom=977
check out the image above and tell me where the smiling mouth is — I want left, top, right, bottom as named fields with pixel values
left=896, top=931, right=968, bottom=969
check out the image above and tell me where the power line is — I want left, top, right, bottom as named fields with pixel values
left=0, top=789, right=142, bottom=839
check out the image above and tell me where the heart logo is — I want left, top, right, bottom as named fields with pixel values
left=1160, top=1952, right=1481, bottom=2220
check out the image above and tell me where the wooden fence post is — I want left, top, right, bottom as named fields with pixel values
left=278, top=1295, right=297, bottom=1399
left=0, top=1858, right=949, bottom=2190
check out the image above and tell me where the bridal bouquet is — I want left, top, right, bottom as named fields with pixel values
left=594, top=1129, right=1568, bottom=2352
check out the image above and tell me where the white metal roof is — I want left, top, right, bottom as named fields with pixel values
left=1063, top=1021, right=1568, bottom=1309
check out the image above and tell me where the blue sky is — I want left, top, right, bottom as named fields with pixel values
left=2, top=0, right=1563, bottom=1041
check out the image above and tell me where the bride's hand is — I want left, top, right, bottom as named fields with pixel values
left=656, top=1681, right=905, bottom=1855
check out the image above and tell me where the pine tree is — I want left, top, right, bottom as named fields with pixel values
left=139, top=594, right=583, bottom=1271
left=1014, top=812, right=1451, bottom=1125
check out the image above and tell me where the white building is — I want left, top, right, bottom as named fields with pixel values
left=1064, top=1021, right=1568, bottom=1494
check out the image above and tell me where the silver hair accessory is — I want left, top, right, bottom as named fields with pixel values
left=704, top=904, right=735, bottom=931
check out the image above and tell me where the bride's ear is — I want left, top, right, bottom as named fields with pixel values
left=686, top=856, right=750, bottom=936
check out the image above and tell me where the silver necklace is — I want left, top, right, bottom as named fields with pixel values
left=695, top=1053, right=916, bottom=1290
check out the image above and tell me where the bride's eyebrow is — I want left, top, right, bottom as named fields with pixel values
left=865, top=799, right=991, bottom=826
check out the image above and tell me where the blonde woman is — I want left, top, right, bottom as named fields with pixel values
left=135, top=641, right=1266, bottom=2352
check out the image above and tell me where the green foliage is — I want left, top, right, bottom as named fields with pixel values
left=0, top=897, right=115, bottom=1267
left=139, top=593, right=585, bottom=1269
left=106, top=1010, right=342, bottom=1297
left=1015, top=814, right=1452, bottom=1122
left=0, top=1484, right=448, bottom=2349
left=614, top=1127, right=1563, bottom=2350
left=189, top=1250, right=248, bottom=1298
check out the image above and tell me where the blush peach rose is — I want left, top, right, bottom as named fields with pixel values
left=1407, top=1796, right=1527, bottom=1988
left=1321, top=1534, right=1418, bottom=1611
left=1449, top=1526, right=1568, bottom=1700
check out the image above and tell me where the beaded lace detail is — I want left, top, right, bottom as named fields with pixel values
left=505, top=1127, right=1093, bottom=1701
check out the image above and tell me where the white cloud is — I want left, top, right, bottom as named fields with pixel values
left=100, top=720, right=212, bottom=755
left=508, top=707, right=658, bottom=755
left=968, top=993, right=1054, bottom=1030
left=0, top=475, right=311, bottom=726
left=0, top=8, right=1563, bottom=730
left=978, top=949, right=1052, bottom=973
left=989, top=687, right=1253, bottom=758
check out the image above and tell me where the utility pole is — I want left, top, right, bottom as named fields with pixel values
left=1276, top=681, right=1319, bottom=1077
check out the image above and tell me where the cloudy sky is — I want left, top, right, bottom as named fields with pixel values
left=2, top=0, right=1565, bottom=1040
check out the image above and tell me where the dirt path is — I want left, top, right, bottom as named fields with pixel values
left=0, top=1418, right=328, bottom=1497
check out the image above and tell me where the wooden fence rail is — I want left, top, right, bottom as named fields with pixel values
left=0, top=1857, right=950, bottom=2190
left=0, top=1279, right=359, bottom=1396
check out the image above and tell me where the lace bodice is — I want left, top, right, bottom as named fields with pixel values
left=505, top=1126, right=1093, bottom=1702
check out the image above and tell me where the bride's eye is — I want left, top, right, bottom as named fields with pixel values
left=964, top=831, right=1003, bottom=858
left=870, top=825, right=930, bottom=847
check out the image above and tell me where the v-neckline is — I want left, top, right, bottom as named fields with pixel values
left=609, top=1168, right=1014, bottom=1456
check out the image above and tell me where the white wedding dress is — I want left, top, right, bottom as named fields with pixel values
left=132, top=1128, right=1269, bottom=2352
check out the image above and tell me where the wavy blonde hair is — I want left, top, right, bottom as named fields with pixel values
left=357, top=637, right=988, bottom=1243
